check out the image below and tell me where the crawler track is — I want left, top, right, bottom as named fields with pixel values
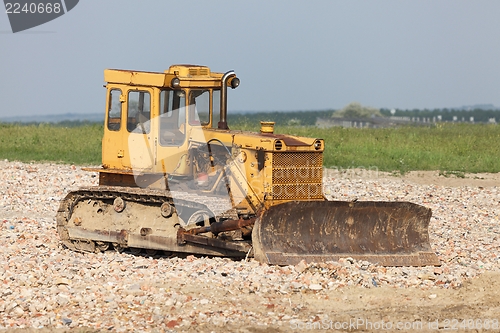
left=56, top=186, right=245, bottom=255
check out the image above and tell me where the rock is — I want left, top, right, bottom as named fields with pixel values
left=1, top=289, right=13, bottom=297
left=12, top=306, right=24, bottom=316
left=294, top=260, right=308, bottom=273
left=166, top=319, right=180, bottom=328
left=55, top=277, right=71, bottom=285
left=418, top=273, right=436, bottom=281
left=62, top=317, right=73, bottom=325
left=309, top=284, right=323, bottom=290
left=56, top=294, right=70, bottom=306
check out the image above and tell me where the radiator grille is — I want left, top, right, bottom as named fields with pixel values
left=271, top=152, right=323, bottom=200
left=273, top=152, right=323, bottom=168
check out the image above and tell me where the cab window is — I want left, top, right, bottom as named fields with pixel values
left=188, top=89, right=209, bottom=126
left=127, top=90, right=151, bottom=134
left=159, top=89, right=186, bottom=146
left=107, top=89, right=122, bottom=131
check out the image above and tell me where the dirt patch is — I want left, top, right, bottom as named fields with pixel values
left=329, top=168, right=500, bottom=187
left=394, top=170, right=500, bottom=187
left=4, top=272, right=500, bottom=332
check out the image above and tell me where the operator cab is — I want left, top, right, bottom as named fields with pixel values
left=100, top=65, right=238, bottom=176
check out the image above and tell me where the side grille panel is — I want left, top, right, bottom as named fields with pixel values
left=271, top=152, right=323, bottom=200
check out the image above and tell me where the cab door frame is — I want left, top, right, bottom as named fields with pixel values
left=102, top=84, right=156, bottom=173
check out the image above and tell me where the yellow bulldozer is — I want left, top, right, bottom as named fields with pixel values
left=57, top=64, right=439, bottom=266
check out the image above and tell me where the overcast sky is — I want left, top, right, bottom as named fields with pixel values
left=1, top=1, right=500, bottom=118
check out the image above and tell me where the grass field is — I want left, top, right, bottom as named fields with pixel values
left=0, top=123, right=103, bottom=165
left=0, top=122, right=499, bottom=173
left=277, top=123, right=500, bottom=174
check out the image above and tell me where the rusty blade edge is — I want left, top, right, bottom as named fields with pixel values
left=264, top=252, right=441, bottom=267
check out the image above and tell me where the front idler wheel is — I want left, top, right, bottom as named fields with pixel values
left=160, top=202, right=174, bottom=218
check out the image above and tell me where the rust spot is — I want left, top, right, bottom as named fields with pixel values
left=73, top=217, right=81, bottom=226
left=140, top=228, right=152, bottom=236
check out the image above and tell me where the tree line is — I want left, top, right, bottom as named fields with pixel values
left=2, top=106, right=498, bottom=128
left=380, top=108, right=499, bottom=122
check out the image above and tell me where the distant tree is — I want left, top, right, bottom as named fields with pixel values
left=332, top=102, right=383, bottom=118
left=287, top=118, right=301, bottom=126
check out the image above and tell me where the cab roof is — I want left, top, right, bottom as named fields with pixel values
left=104, top=65, right=224, bottom=88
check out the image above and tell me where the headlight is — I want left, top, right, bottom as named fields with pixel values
left=171, top=77, right=180, bottom=88
left=230, top=77, right=240, bottom=89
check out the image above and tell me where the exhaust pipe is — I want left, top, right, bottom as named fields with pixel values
left=218, top=70, right=239, bottom=130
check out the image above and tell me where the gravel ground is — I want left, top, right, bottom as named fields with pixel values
left=1, top=161, right=500, bottom=332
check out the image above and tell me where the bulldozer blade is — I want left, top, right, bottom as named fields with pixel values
left=252, top=201, right=439, bottom=266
